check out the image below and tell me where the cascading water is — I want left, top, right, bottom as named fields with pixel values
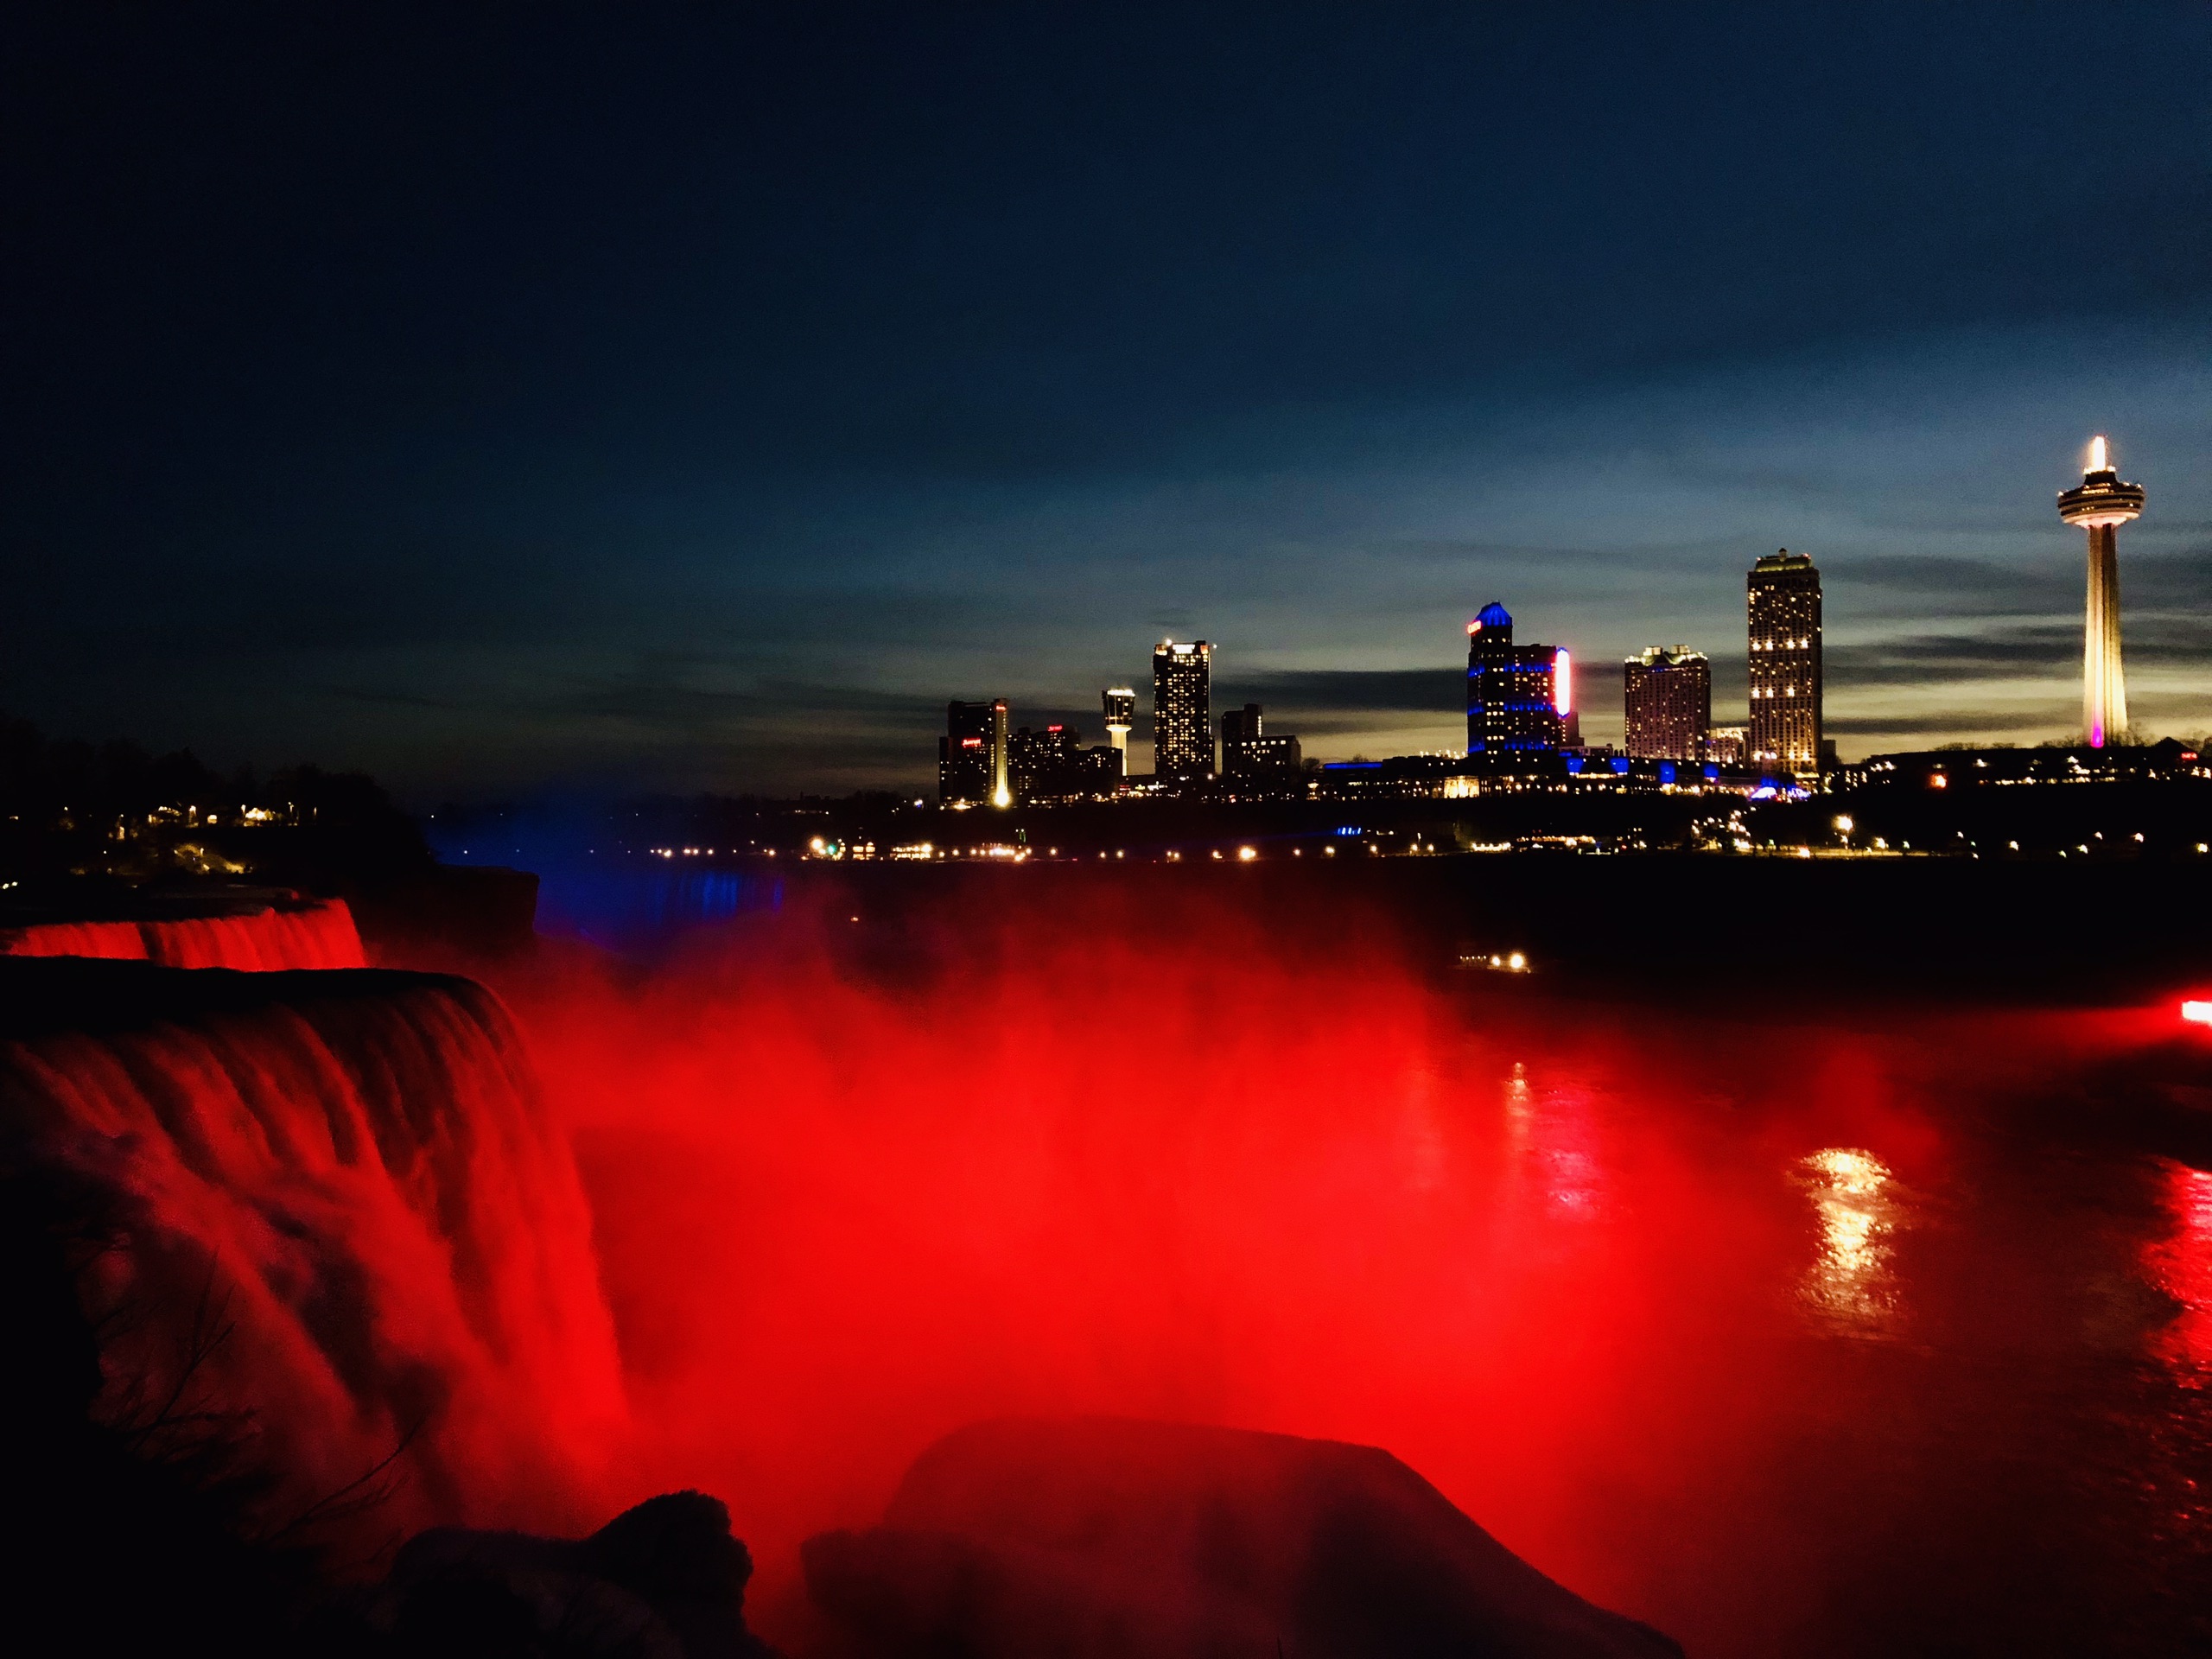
left=0, top=957, right=626, bottom=1548
left=2, top=876, right=2207, bottom=1656
left=0, top=898, right=367, bottom=970
left=137, top=900, right=368, bottom=970
left=0, top=918, right=151, bottom=959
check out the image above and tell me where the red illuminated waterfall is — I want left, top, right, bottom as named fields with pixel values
left=1, top=898, right=366, bottom=970
left=6, top=878, right=2196, bottom=1657
left=0, top=965, right=626, bottom=1543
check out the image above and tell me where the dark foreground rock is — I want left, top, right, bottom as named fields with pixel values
left=334, top=1491, right=779, bottom=1659
left=804, top=1416, right=1683, bottom=1658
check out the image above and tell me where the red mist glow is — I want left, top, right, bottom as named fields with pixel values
left=8, top=882, right=2208, bottom=1655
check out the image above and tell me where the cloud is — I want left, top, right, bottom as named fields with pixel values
left=1830, top=556, right=2071, bottom=601
left=1824, top=709, right=2066, bottom=738
left=1827, top=612, right=2212, bottom=690
left=1222, top=667, right=1460, bottom=716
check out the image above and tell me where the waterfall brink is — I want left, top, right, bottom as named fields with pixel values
left=0, top=957, right=628, bottom=1548
left=140, top=899, right=368, bottom=969
left=0, top=918, right=150, bottom=959
left=1, top=898, right=368, bottom=970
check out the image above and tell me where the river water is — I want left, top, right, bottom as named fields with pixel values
left=492, top=876, right=2212, bottom=1656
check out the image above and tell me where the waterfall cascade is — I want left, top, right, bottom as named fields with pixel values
left=1, top=897, right=367, bottom=970
left=0, top=957, right=628, bottom=1546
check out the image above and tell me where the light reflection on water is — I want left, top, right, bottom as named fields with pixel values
left=1503, top=1061, right=1609, bottom=1221
left=1427, top=1020, right=2211, bottom=1656
left=1795, top=1147, right=1907, bottom=1340
left=2147, top=1160, right=2212, bottom=1375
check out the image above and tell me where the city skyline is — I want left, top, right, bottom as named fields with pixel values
left=934, top=462, right=2159, bottom=793
left=1, top=8, right=2205, bottom=800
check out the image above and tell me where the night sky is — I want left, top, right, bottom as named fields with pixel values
left=3, top=4, right=2207, bottom=798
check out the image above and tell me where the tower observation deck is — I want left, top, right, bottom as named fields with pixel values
left=2057, top=435, right=2145, bottom=749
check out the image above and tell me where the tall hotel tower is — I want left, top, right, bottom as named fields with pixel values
left=939, top=698, right=1010, bottom=806
left=1746, top=550, right=1821, bottom=778
left=1465, top=602, right=1567, bottom=762
left=2057, top=435, right=2145, bottom=748
left=1623, top=646, right=1712, bottom=760
left=1151, top=640, right=1213, bottom=778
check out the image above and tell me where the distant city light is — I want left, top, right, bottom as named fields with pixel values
left=1554, top=648, right=1573, bottom=716
left=1833, top=816, right=1854, bottom=834
left=1237, top=845, right=1256, bottom=861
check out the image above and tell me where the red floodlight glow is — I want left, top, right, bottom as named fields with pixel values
left=2183, top=1001, right=2212, bottom=1027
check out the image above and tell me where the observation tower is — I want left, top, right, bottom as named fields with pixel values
left=2056, top=435, right=2145, bottom=748
left=1102, top=688, right=1135, bottom=754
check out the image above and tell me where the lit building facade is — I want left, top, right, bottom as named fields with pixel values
left=1008, top=722, right=1121, bottom=802
left=2057, top=435, right=2145, bottom=748
left=1465, top=602, right=1565, bottom=763
left=1152, top=640, right=1213, bottom=778
left=939, top=699, right=1009, bottom=806
left=1623, top=645, right=1712, bottom=760
left=1220, top=702, right=1303, bottom=777
left=1747, top=550, right=1821, bottom=777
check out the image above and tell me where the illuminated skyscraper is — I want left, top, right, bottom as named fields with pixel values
left=1623, top=646, right=1711, bottom=760
left=2057, top=435, right=2145, bottom=749
left=938, top=698, right=1009, bottom=806
left=1151, top=640, right=1212, bottom=777
left=1219, top=702, right=1302, bottom=777
left=1465, top=602, right=1566, bottom=762
left=1008, top=722, right=1084, bottom=802
left=1746, top=551, right=1821, bottom=777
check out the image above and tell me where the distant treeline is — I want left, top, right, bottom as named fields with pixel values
left=0, top=712, right=429, bottom=892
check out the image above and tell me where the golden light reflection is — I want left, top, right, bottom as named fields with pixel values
left=1795, top=1147, right=1905, bottom=1338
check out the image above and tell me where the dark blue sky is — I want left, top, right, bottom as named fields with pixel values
left=3, top=3, right=2206, bottom=797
